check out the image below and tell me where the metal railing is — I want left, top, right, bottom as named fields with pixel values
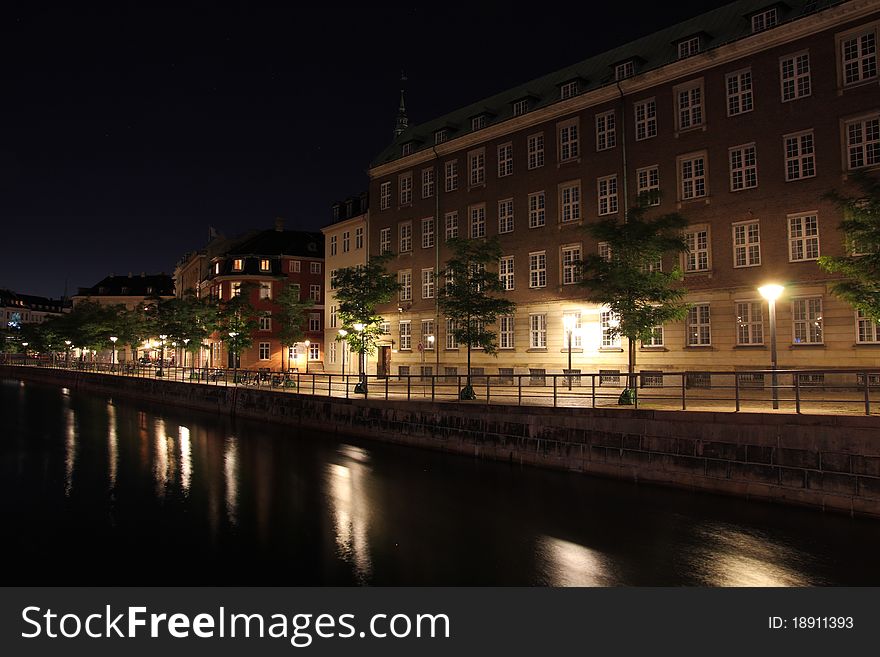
left=2, top=354, right=879, bottom=415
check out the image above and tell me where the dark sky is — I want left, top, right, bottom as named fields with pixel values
left=0, top=1, right=730, bottom=298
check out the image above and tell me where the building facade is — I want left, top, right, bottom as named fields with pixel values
left=367, top=0, right=880, bottom=381
left=322, top=194, right=369, bottom=375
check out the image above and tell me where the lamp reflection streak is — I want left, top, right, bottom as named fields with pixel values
left=327, top=452, right=373, bottom=584
left=64, top=406, right=77, bottom=497
left=107, top=402, right=117, bottom=490
left=154, top=418, right=169, bottom=496
left=179, top=426, right=192, bottom=494
left=224, top=436, right=239, bottom=525
left=535, top=536, right=613, bottom=587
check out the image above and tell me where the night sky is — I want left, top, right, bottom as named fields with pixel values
left=1, top=1, right=730, bottom=298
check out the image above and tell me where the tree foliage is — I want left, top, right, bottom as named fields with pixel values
left=818, top=173, right=880, bottom=321
left=215, top=283, right=260, bottom=362
left=275, top=282, right=314, bottom=370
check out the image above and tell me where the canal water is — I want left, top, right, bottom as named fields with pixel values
left=3, top=377, right=880, bottom=586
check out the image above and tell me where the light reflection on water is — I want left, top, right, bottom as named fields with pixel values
left=179, top=426, right=192, bottom=495
left=107, top=401, right=117, bottom=490
left=327, top=447, right=373, bottom=583
left=224, top=436, right=239, bottom=525
left=536, top=536, right=615, bottom=587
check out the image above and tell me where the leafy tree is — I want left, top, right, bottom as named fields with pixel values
left=153, top=291, right=218, bottom=367
left=63, top=301, right=118, bottom=361
left=818, top=174, right=880, bottom=320
left=215, top=283, right=260, bottom=377
left=438, top=237, right=516, bottom=400
left=579, top=200, right=690, bottom=403
left=113, top=303, right=156, bottom=362
left=333, top=253, right=400, bottom=392
left=275, top=282, right=314, bottom=371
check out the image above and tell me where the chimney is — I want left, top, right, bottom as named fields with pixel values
left=274, top=217, right=284, bottom=232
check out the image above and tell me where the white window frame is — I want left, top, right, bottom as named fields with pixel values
left=529, top=251, right=547, bottom=289
left=342, top=231, right=350, bottom=253
left=422, top=167, right=435, bottom=198
left=751, top=7, right=778, bottom=33
left=445, top=318, right=459, bottom=349
left=784, top=130, right=816, bottom=181
left=309, top=342, right=320, bottom=361
left=560, top=80, right=578, bottom=99
left=421, top=319, right=435, bottom=350
left=729, top=143, right=757, bottom=191
left=399, top=270, right=412, bottom=301
left=399, top=172, right=412, bottom=206
left=380, top=181, right=391, bottom=210
left=528, top=191, right=546, bottom=228
left=329, top=235, right=337, bottom=256
left=675, top=79, right=704, bottom=131
left=399, top=321, right=412, bottom=350
left=259, top=342, right=271, bottom=361
left=686, top=304, right=712, bottom=346
left=780, top=51, right=811, bottom=102
left=856, top=309, right=880, bottom=343
left=499, top=315, right=515, bottom=349
left=422, top=268, right=434, bottom=299
left=735, top=301, right=764, bottom=345
left=559, top=181, right=581, bottom=223
left=684, top=226, right=710, bottom=272
left=634, top=98, right=657, bottom=141
left=838, top=24, right=878, bottom=88
left=732, top=220, right=761, bottom=268
left=499, top=255, right=515, bottom=291
left=445, top=160, right=458, bottom=192
left=498, top=198, right=514, bottom=234
left=615, top=60, right=634, bottom=80
left=527, top=133, right=545, bottom=169
left=792, top=297, right=824, bottom=345
left=678, top=36, right=701, bottom=59
left=561, top=244, right=581, bottom=285
left=595, top=111, right=616, bottom=151
left=355, top=227, right=364, bottom=250
left=259, top=314, right=272, bottom=331
left=788, top=213, right=820, bottom=262
left=725, top=68, right=753, bottom=117
left=379, top=227, right=391, bottom=254
left=601, top=310, right=621, bottom=349
left=529, top=314, right=547, bottom=349
left=563, top=311, right=583, bottom=349
left=471, top=115, right=487, bottom=131
left=597, top=175, right=618, bottom=215
left=309, top=284, right=321, bottom=302
left=679, top=152, right=707, bottom=200
left=260, top=282, right=272, bottom=300
left=310, top=262, right=321, bottom=274
left=497, top=142, right=513, bottom=177
left=422, top=217, right=435, bottom=249
left=399, top=221, right=412, bottom=253
left=513, top=98, right=530, bottom=116
left=308, top=313, right=320, bottom=332
left=844, top=114, right=880, bottom=170
left=445, top=211, right=458, bottom=241
left=468, top=148, right=486, bottom=186
left=637, top=165, right=660, bottom=206
left=469, top=204, right=486, bottom=239
left=558, top=119, right=580, bottom=162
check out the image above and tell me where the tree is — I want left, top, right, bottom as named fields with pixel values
left=275, top=282, right=314, bottom=372
left=153, top=291, right=218, bottom=367
left=215, top=284, right=260, bottom=379
left=818, top=173, right=880, bottom=320
left=438, top=237, right=516, bottom=400
left=333, top=253, right=400, bottom=392
left=579, top=200, right=690, bottom=404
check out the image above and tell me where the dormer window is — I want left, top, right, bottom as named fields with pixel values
left=615, top=61, right=635, bottom=80
left=260, top=259, right=270, bottom=272
left=513, top=98, right=530, bottom=116
left=751, top=7, right=778, bottom=33
left=98, top=287, right=106, bottom=294
left=471, top=115, right=487, bottom=131
left=121, top=287, right=129, bottom=295
left=678, top=36, right=701, bottom=59
left=332, top=205, right=340, bottom=220
left=214, top=262, right=220, bottom=274
left=402, top=142, right=413, bottom=156
left=233, top=258, right=243, bottom=271
left=560, top=80, right=579, bottom=99
left=146, top=287, right=153, bottom=294
left=434, top=129, right=448, bottom=144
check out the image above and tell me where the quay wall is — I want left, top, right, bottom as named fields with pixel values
left=5, top=365, right=880, bottom=519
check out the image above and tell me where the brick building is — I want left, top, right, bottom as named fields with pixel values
left=367, top=0, right=880, bottom=382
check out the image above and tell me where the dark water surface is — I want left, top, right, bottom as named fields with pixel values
left=3, top=377, right=880, bottom=586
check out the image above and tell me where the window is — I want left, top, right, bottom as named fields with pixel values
left=637, top=166, right=660, bottom=206
left=857, top=309, right=880, bottom=343
left=615, top=60, right=634, bottom=80
left=527, top=133, right=545, bottom=169
left=784, top=130, right=816, bottom=180
left=259, top=342, right=270, bottom=360
left=471, top=115, right=487, bottom=131
left=499, top=255, right=515, bottom=290
left=399, top=271, right=412, bottom=301
left=445, top=212, right=458, bottom=241
left=355, top=227, right=364, bottom=250
left=402, top=143, right=413, bottom=156
left=685, top=227, right=710, bottom=272
left=399, top=321, right=411, bottom=350
left=599, top=241, right=612, bottom=262
left=597, top=175, right=618, bottom=215
left=470, top=204, right=486, bottom=238
left=499, top=315, right=515, bottom=349
left=399, top=221, right=412, bottom=252
left=498, top=199, right=514, bottom=234
left=560, top=182, right=581, bottom=223
left=291, top=260, right=301, bottom=273
left=445, top=160, right=458, bottom=191
left=309, top=284, right=321, bottom=302
left=676, top=80, right=704, bottom=130
left=497, top=143, right=513, bottom=177
left=792, top=297, right=823, bottom=344
left=686, top=304, right=711, bottom=346
left=422, top=168, right=435, bottom=198
left=529, top=251, right=547, bottom=288
left=595, top=111, right=616, bottom=151
left=329, top=235, right=337, bottom=256
left=840, top=27, right=877, bottom=87
left=379, top=227, right=391, bottom=254
left=446, top=319, right=458, bottom=349
left=233, top=258, right=243, bottom=271
left=726, top=69, right=753, bottom=116
left=260, top=258, right=270, bottom=272
left=729, top=144, right=757, bottom=191
left=645, top=325, right=664, bottom=347
left=330, top=305, right=337, bottom=329
left=601, top=311, right=621, bottom=348
left=751, top=8, right=778, bottom=33
left=528, top=192, right=546, bottom=228
left=309, top=342, right=319, bottom=360
left=342, top=231, right=350, bottom=253
left=421, top=217, right=435, bottom=249
left=845, top=115, right=880, bottom=170
left=469, top=149, right=486, bottom=186
left=788, top=214, right=820, bottom=261
left=380, top=321, right=390, bottom=335
left=416, top=321, right=434, bottom=353
left=736, top=301, right=763, bottom=345
left=560, top=80, right=578, bottom=99
left=310, top=262, right=321, bottom=274
left=679, top=153, right=707, bottom=200
left=328, top=342, right=336, bottom=365
left=634, top=99, right=657, bottom=141
left=380, top=181, right=391, bottom=210
left=399, top=172, right=412, bottom=205
left=780, top=52, right=811, bottom=101
left=733, top=221, right=761, bottom=267
left=558, top=120, right=579, bottom=161
left=529, top=314, right=547, bottom=348
left=434, top=129, right=448, bottom=144
left=513, top=98, right=530, bottom=116
left=422, top=268, right=434, bottom=299
left=678, top=36, right=700, bottom=59
left=563, top=311, right=583, bottom=348
left=259, top=315, right=272, bottom=331
left=290, top=283, right=301, bottom=299
left=260, top=282, right=272, bottom=300
left=232, top=281, right=242, bottom=297
left=561, top=244, right=581, bottom=285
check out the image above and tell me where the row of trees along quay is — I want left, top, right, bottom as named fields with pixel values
left=7, top=176, right=878, bottom=404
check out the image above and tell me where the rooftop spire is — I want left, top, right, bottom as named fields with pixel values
left=394, top=70, right=409, bottom=138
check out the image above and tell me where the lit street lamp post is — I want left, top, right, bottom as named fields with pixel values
left=353, top=322, right=366, bottom=394
left=110, top=336, right=118, bottom=369
left=304, top=339, right=311, bottom=374
left=759, top=284, right=784, bottom=410
left=158, top=334, right=168, bottom=377
left=563, top=315, right=575, bottom=391
left=64, top=340, right=71, bottom=367
left=338, top=329, right=348, bottom=376
left=21, top=342, right=28, bottom=363
left=183, top=338, right=190, bottom=369
left=228, top=331, right=239, bottom=382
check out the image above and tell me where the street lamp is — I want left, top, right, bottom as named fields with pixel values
left=353, top=322, right=366, bottom=393
left=338, top=329, right=348, bottom=376
left=64, top=340, right=71, bottom=367
left=109, top=336, right=118, bottom=368
left=758, top=284, right=784, bottom=410
left=563, top=314, right=576, bottom=390
left=21, top=342, right=28, bottom=363
left=158, top=334, right=168, bottom=377
left=183, top=338, right=190, bottom=369
left=304, top=340, right=311, bottom=374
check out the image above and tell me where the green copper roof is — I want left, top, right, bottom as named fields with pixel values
left=371, top=0, right=841, bottom=168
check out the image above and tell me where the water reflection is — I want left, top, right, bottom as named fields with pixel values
left=107, top=401, right=117, bottom=490
left=64, top=404, right=76, bottom=497
left=224, top=436, right=239, bottom=525
left=536, top=536, right=615, bottom=587
left=179, top=426, right=192, bottom=495
left=326, top=445, right=373, bottom=583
